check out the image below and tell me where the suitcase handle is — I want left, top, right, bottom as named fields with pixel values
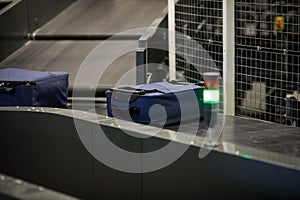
left=170, top=80, right=205, bottom=86
left=113, top=88, right=147, bottom=95
left=0, top=87, right=14, bottom=93
left=111, top=106, right=140, bottom=115
left=111, top=88, right=158, bottom=103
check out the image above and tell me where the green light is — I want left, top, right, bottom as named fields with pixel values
left=242, top=154, right=252, bottom=159
left=203, top=89, right=220, bottom=104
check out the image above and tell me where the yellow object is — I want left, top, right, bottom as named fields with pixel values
left=275, top=16, right=285, bottom=31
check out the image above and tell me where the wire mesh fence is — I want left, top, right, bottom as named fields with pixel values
left=235, top=0, right=300, bottom=126
left=174, top=0, right=224, bottom=110
left=175, top=0, right=223, bottom=82
left=173, top=0, right=300, bottom=126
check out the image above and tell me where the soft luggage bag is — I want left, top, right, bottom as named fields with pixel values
left=106, top=82, right=204, bottom=125
left=0, top=68, right=69, bottom=107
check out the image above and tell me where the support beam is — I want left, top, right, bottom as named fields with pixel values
left=168, top=0, right=176, bottom=81
left=223, top=0, right=235, bottom=116
left=136, top=48, right=147, bottom=84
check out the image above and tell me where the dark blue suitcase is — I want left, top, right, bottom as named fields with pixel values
left=0, top=68, right=69, bottom=107
left=106, top=82, right=204, bottom=125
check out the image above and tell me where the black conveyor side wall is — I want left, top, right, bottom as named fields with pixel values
left=0, top=111, right=300, bottom=199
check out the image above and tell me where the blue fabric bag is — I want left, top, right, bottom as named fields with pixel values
left=106, top=82, right=204, bottom=125
left=0, top=68, right=69, bottom=107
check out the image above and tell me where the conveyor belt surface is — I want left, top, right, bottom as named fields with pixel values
left=96, top=108, right=300, bottom=158
left=179, top=116, right=300, bottom=157
left=0, top=40, right=136, bottom=89
left=36, top=0, right=167, bottom=35
left=0, top=0, right=167, bottom=90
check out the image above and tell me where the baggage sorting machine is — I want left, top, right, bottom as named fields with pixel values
left=0, top=1, right=300, bottom=200
left=0, top=33, right=300, bottom=200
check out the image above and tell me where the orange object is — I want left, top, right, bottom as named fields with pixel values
left=275, top=16, right=285, bottom=31
left=203, top=72, right=219, bottom=89
left=204, top=79, right=219, bottom=89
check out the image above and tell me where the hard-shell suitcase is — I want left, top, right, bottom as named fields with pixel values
left=0, top=68, right=69, bottom=107
left=106, top=82, right=204, bottom=125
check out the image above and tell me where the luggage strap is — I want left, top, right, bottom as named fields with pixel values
left=0, top=87, right=14, bottom=93
left=0, top=81, right=35, bottom=93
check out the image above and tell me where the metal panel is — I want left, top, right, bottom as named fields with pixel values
left=92, top=125, right=142, bottom=200
left=0, top=111, right=93, bottom=199
left=0, top=111, right=142, bottom=200
left=143, top=142, right=300, bottom=199
left=0, top=108, right=300, bottom=199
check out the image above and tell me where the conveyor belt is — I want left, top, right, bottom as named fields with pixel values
left=0, top=0, right=167, bottom=92
left=0, top=40, right=137, bottom=91
left=36, top=0, right=167, bottom=35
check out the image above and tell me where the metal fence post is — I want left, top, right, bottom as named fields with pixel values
left=168, top=0, right=176, bottom=81
left=223, top=0, right=235, bottom=116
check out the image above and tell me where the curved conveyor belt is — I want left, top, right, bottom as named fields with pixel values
left=0, top=0, right=167, bottom=93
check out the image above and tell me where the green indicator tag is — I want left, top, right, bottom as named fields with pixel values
left=242, top=154, right=252, bottom=159
left=203, top=89, right=220, bottom=104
